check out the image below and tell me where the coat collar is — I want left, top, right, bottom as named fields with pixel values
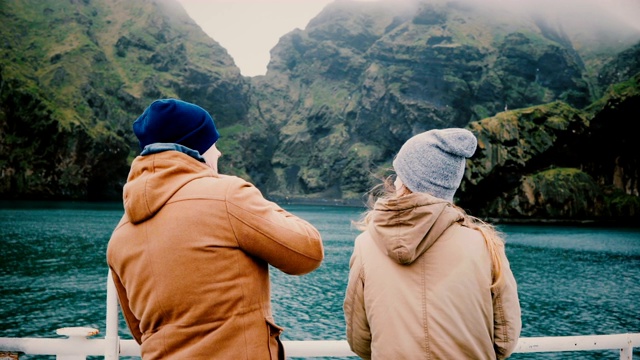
left=368, top=192, right=464, bottom=264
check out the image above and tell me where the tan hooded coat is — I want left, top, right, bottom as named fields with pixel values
left=107, top=151, right=324, bottom=359
left=344, top=193, right=521, bottom=359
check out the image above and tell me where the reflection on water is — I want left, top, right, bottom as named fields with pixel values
left=1, top=203, right=639, bottom=359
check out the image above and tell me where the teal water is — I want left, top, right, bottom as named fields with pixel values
left=1, top=202, right=639, bottom=359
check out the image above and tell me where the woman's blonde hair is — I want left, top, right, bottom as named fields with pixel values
left=352, top=172, right=402, bottom=232
left=459, top=208, right=506, bottom=288
left=353, top=169, right=506, bottom=288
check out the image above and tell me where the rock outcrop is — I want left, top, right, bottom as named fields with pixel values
left=458, top=74, right=640, bottom=221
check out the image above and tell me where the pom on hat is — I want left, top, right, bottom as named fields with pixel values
left=392, top=128, right=477, bottom=202
left=133, top=99, right=220, bottom=155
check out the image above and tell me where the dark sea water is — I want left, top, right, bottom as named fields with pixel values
left=1, top=202, right=639, bottom=359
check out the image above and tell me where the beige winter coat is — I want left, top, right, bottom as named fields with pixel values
left=107, top=150, right=324, bottom=359
left=344, top=193, right=521, bottom=359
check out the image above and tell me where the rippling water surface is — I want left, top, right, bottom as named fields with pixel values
left=1, top=202, right=639, bottom=359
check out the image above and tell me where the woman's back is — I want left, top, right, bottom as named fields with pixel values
left=346, top=193, right=515, bottom=359
left=344, top=128, right=521, bottom=360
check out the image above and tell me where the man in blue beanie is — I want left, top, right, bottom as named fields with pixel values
left=107, top=99, right=324, bottom=359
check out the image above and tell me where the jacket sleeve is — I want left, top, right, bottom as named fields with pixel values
left=492, top=251, right=522, bottom=359
left=343, top=238, right=372, bottom=359
left=109, top=268, right=144, bottom=344
left=225, top=177, right=324, bottom=275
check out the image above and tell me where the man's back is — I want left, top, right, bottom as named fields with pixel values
left=108, top=151, right=323, bottom=359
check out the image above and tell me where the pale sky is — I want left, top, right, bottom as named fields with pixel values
left=177, top=0, right=340, bottom=76
left=177, top=0, right=640, bottom=77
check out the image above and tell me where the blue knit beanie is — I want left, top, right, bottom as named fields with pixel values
left=392, top=128, right=477, bottom=202
left=133, top=99, right=220, bottom=155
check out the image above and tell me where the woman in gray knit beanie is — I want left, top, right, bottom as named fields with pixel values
left=392, top=128, right=477, bottom=202
left=344, top=128, right=522, bottom=360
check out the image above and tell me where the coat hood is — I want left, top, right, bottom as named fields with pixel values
left=123, top=151, right=215, bottom=224
left=368, top=193, right=464, bottom=265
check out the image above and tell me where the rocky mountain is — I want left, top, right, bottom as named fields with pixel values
left=0, top=0, right=249, bottom=199
left=252, top=0, right=639, bottom=205
left=1, top=0, right=639, bottom=222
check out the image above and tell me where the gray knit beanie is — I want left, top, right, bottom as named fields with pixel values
left=392, top=128, right=477, bottom=202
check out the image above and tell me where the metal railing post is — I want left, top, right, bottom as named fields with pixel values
left=619, top=333, right=634, bottom=360
left=105, top=270, right=120, bottom=360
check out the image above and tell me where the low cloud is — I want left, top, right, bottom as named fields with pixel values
left=406, top=0, right=640, bottom=47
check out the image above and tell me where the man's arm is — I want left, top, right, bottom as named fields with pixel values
left=225, top=177, right=324, bottom=275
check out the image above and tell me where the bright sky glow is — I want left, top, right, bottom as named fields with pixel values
left=177, top=0, right=337, bottom=76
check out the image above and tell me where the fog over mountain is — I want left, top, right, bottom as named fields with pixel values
left=404, top=0, right=640, bottom=28
left=486, top=0, right=640, bottom=46
left=363, top=0, right=640, bottom=48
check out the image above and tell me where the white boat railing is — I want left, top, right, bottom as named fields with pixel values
left=0, top=270, right=638, bottom=359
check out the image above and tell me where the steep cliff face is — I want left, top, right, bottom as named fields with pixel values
left=0, top=68, right=130, bottom=200
left=253, top=0, right=609, bottom=201
left=0, top=0, right=248, bottom=199
left=252, top=2, right=403, bottom=199
left=584, top=73, right=640, bottom=201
